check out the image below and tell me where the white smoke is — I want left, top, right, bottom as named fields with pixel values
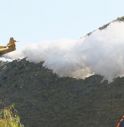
left=5, top=21, right=124, bottom=81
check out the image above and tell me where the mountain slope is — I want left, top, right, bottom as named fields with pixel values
left=0, top=59, right=123, bottom=127
left=85, top=16, right=124, bottom=36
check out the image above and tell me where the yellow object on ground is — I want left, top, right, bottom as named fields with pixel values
left=0, top=104, right=24, bottom=127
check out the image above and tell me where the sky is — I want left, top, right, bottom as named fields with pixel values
left=0, top=0, right=124, bottom=43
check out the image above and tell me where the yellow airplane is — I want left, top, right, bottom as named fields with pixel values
left=0, top=37, right=16, bottom=55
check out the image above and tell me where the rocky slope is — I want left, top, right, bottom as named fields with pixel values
left=0, top=59, right=123, bottom=127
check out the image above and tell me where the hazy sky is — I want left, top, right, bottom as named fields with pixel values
left=0, top=0, right=124, bottom=43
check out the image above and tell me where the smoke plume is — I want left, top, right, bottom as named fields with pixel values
left=5, top=21, right=124, bottom=81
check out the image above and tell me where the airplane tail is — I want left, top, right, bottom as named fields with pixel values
left=7, top=37, right=16, bottom=49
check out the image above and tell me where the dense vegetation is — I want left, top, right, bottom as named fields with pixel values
left=0, top=59, right=123, bottom=127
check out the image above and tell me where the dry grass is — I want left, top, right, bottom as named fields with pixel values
left=0, top=104, right=24, bottom=127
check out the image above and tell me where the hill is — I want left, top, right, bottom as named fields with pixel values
left=0, top=59, right=123, bottom=127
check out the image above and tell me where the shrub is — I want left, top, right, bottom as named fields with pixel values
left=0, top=104, right=24, bottom=127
